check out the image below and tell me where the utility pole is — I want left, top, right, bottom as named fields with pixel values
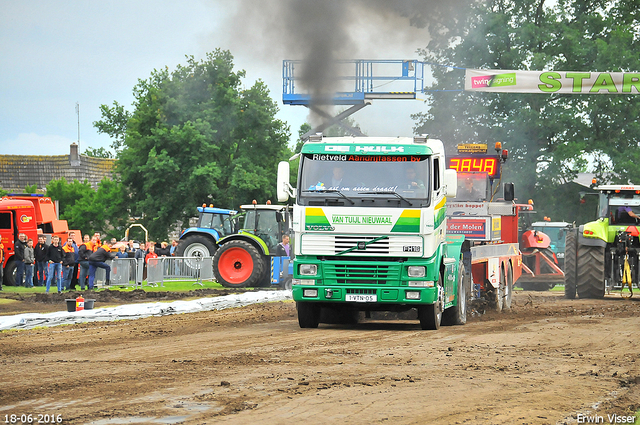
left=75, top=102, right=80, bottom=152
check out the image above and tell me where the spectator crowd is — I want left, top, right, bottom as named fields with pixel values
left=6, top=233, right=178, bottom=293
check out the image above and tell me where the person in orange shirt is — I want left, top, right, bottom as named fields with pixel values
left=145, top=244, right=158, bottom=264
left=77, top=234, right=93, bottom=291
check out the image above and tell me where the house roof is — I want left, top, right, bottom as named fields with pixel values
left=0, top=144, right=115, bottom=192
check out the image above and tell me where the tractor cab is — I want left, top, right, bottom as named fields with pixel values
left=238, top=204, right=290, bottom=253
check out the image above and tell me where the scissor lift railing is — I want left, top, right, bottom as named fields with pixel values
left=283, top=59, right=426, bottom=138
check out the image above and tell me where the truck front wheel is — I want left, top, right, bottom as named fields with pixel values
left=442, top=260, right=467, bottom=326
left=418, top=275, right=443, bottom=330
left=297, top=302, right=320, bottom=328
left=577, top=244, right=606, bottom=299
left=213, top=240, right=265, bottom=288
left=3, top=260, right=17, bottom=286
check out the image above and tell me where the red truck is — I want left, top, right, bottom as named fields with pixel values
left=0, top=194, right=80, bottom=285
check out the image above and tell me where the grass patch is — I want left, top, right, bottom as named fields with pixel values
left=1, top=280, right=227, bottom=294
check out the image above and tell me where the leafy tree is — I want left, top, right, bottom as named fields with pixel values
left=46, top=177, right=129, bottom=239
left=93, top=101, right=131, bottom=154
left=24, top=184, right=37, bottom=194
left=102, top=50, right=291, bottom=238
left=83, top=147, right=114, bottom=159
left=413, top=0, right=640, bottom=222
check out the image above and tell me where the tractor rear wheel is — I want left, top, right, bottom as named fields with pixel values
left=213, top=240, right=265, bottom=288
left=576, top=244, right=606, bottom=299
left=564, top=230, right=578, bottom=299
left=176, top=235, right=216, bottom=258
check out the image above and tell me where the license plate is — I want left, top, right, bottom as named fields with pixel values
left=346, top=294, right=377, bottom=302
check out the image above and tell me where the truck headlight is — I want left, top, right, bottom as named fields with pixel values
left=406, top=291, right=421, bottom=300
left=407, top=266, right=426, bottom=277
left=408, top=281, right=434, bottom=287
left=303, top=289, right=318, bottom=298
left=299, top=264, right=317, bottom=275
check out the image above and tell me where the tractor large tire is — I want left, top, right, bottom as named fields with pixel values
left=576, top=244, right=606, bottom=299
left=297, top=302, right=320, bottom=328
left=176, top=234, right=216, bottom=258
left=442, top=260, right=467, bottom=326
left=3, top=260, right=17, bottom=286
left=564, top=230, right=578, bottom=299
left=213, top=240, right=265, bottom=288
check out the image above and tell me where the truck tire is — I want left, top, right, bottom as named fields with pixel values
left=576, top=245, right=606, bottom=299
left=442, top=260, right=466, bottom=326
left=503, top=263, right=513, bottom=310
left=297, top=302, right=320, bottom=328
left=564, top=230, right=578, bottom=299
left=3, top=260, right=17, bottom=286
left=176, top=235, right=216, bottom=258
left=488, top=266, right=506, bottom=312
left=279, top=276, right=292, bottom=290
left=418, top=274, right=443, bottom=330
left=213, top=240, right=265, bottom=288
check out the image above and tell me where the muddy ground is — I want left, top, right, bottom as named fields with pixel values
left=1, top=291, right=640, bottom=424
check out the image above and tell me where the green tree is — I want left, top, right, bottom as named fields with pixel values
left=93, top=101, right=131, bottom=154
left=46, top=177, right=129, bottom=239
left=104, top=50, right=291, bottom=238
left=413, top=0, right=640, bottom=222
left=83, top=147, right=114, bottom=159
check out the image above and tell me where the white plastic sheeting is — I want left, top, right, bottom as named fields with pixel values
left=0, top=290, right=292, bottom=331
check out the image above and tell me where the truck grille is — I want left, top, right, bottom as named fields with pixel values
left=324, top=263, right=400, bottom=285
left=300, top=234, right=424, bottom=257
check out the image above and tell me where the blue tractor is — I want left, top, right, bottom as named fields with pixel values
left=175, top=205, right=238, bottom=258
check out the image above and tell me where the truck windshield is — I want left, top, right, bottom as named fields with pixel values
left=298, top=154, right=431, bottom=207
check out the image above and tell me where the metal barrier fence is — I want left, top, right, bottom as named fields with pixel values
left=93, top=256, right=214, bottom=288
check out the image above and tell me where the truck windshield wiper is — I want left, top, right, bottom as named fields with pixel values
left=303, top=189, right=355, bottom=205
left=360, top=191, right=412, bottom=206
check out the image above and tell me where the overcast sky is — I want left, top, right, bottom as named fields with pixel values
left=0, top=1, right=434, bottom=156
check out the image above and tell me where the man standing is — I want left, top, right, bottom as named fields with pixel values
left=46, top=236, right=64, bottom=294
left=77, top=234, right=92, bottom=291
left=61, top=238, right=76, bottom=291
left=275, top=235, right=290, bottom=257
left=14, top=233, right=26, bottom=286
left=23, top=238, right=35, bottom=288
left=34, top=235, right=48, bottom=286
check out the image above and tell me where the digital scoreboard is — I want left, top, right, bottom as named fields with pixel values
left=447, top=156, right=501, bottom=178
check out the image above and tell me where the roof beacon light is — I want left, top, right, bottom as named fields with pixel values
left=252, top=199, right=257, bottom=205
left=495, top=142, right=502, bottom=152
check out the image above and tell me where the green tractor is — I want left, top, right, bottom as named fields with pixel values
left=564, top=185, right=640, bottom=299
left=212, top=202, right=292, bottom=289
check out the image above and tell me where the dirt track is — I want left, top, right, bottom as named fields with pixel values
left=1, top=291, right=640, bottom=424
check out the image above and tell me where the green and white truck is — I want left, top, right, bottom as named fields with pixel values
left=277, top=135, right=467, bottom=330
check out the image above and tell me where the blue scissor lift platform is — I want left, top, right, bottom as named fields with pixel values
left=282, top=59, right=426, bottom=137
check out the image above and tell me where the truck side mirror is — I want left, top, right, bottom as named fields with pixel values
left=277, top=161, right=292, bottom=202
left=443, top=169, right=457, bottom=198
left=276, top=212, right=283, bottom=223
left=504, top=182, right=515, bottom=202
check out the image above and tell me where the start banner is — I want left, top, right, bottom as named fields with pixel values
left=465, top=69, right=640, bottom=94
